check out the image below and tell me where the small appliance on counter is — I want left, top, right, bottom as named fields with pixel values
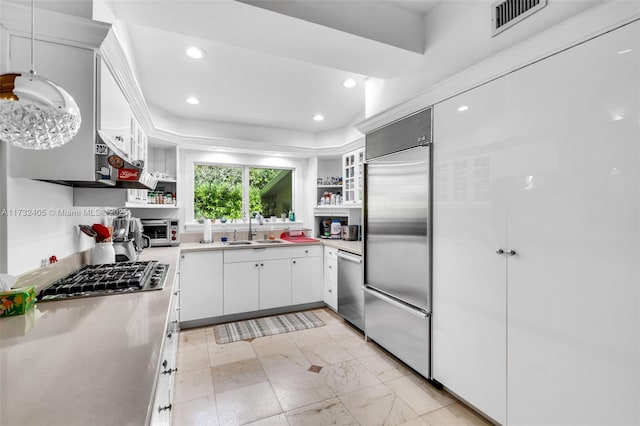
left=141, top=218, right=180, bottom=247
left=112, top=212, right=150, bottom=261
left=341, top=225, right=360, bottom=241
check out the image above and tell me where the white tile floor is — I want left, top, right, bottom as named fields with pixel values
left=172, top=308, right=492, bottom=426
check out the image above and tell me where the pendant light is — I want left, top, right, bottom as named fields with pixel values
left=0, top=0, right=81, bottom=150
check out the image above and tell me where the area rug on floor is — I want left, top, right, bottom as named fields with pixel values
left=213, top=311, right=325, bottom=344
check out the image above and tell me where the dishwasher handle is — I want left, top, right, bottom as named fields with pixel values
left=337, top=251, right=362, bottom=263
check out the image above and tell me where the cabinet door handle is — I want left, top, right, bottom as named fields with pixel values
left=260, top=263, right=264, bottom=267
left=328, top=265, right=332, bottom=269
left=508, top=250, right=517, bottom=256
left=255, top=263, right=259, bottom=267
left=496, top=249, right=504, bottom=255
left=158, top=404, right=172, bottom=413
left=292, top=260, right=296, bottom=264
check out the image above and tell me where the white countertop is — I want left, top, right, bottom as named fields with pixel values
left=0, top=239, right=362, bottom=426
left=319, top=239, right=362, bottom=255
left=0, top=247, right=181, bottom=426
left=181, top=239, right=362, bottom=255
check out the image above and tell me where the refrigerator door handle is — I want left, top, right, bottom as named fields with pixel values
left=364, top=286, right=430, bottom=319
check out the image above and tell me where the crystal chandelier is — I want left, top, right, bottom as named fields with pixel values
left=0, top=0, right=81, bottom=150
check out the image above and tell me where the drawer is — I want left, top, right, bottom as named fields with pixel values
left=291, top=245, right=322, bottom=258
left=324, top=246, right=338, bottom=260
left=224, top=247, right=292, bottom=263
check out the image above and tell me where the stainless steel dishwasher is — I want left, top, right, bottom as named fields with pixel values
left=337, top=250, right=364, bottom=331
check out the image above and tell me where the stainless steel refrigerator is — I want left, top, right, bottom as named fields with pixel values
left=364, top=107, right=432, bottom=379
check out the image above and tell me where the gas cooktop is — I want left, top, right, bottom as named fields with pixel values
left=37, top=261, right=168, bottom=302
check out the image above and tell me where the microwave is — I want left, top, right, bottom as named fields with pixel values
left=141, top=218, right=180, bottom=247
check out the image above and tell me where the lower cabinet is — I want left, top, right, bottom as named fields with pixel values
left=150, top=275, right=180, bottom=426
left=291, top=245, right=323, bottom=305
left=180, top=244, right=325, bottom=322
left=223, top=247, right=293, bottom=315
left=323, top=247, right=338, bottom=310
left=179, top=251, right=223, bottom=322
left=260, top=259, right=293, bottom=309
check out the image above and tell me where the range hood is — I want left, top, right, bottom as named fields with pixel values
left=40, top=131, right=158, bottom=190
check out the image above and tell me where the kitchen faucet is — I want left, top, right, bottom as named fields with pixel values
left=248, top=211, right=264, bottom=240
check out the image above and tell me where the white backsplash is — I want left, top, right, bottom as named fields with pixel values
left=6, top=178, right=99, bottom=275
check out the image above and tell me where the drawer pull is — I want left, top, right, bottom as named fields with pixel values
left=161, top=368, right=178, bottom=375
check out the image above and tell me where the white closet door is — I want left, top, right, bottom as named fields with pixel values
left=506, top=21, right=640, bottom=425
left=432, top=77, right=508, bottom=425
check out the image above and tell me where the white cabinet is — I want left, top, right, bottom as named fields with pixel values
left=323, top=246, right=338, bottom=310
left=150, top=274, right=180, bottom=426
left=291, top=245, right=323, bottom=304
left=98, top=58, right=132, bottom=154
left=433, top=76, right=508, bottom=425
left=223, top=261, right=260, bottom=314
left=433, top=21, right=640, bottom=426
left=223, top=248, right=292, bottom=315
left=260, top=259, right=293, bottom=309
left=342, top=148, right=365, bottom=205
left=7, top=36, right=100, bottom=182
left=179, top=251, right=223, bottom=322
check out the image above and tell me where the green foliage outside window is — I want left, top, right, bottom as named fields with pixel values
left=194, top=164, right=292, bottom=220
left=194, top=165, right=242, bottom=219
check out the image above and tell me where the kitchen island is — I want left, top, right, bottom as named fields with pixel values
left=0, top=247, right=181, bottom=426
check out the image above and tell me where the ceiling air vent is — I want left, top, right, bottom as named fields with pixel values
left=492, top=0, right=547, bottom=36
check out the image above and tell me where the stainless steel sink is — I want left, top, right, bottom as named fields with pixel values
left=254, top=240, right=285, bottom=244
left=227, top=241, right=253, bottom=245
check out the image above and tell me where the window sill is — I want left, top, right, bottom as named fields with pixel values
left=184, top=221, right=303, bottom=233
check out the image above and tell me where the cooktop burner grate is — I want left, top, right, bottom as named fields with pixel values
left=37, top=261, right=168, bottom=302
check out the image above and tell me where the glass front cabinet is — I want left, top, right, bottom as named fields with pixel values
left=342, top=148, right=364, bottom=205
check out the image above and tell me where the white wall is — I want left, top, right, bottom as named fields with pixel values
left=366, top=0, right=603, bottom=117
left=5, top=178, right=96, bottom=275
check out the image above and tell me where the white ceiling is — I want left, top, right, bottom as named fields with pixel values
left=103, top=0, right=441, bottom=134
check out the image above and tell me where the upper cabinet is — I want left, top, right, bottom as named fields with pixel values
left=4, top=7, right=154, bottom=191
left=342, top=148, right=364, bottom=205
left=98, top=58, right=148, bottom=166
left=7, top=35, right=102, bottom=182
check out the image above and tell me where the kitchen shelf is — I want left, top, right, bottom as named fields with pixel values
left=126, top=203, right=179, bottom=209
left=314, top=205, right=360, bottom=209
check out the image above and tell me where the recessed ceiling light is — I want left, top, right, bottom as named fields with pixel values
left=313, top=114, right=325, bottom=122
left=457, top=105, right=469, bottom=112
left=342, top=78, right=357, bottom=88
left=186, top=46, right=205, bottom=59
left=617, top=49, right=632, bottom=55
left=186, top=97, right=200, bottom=105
